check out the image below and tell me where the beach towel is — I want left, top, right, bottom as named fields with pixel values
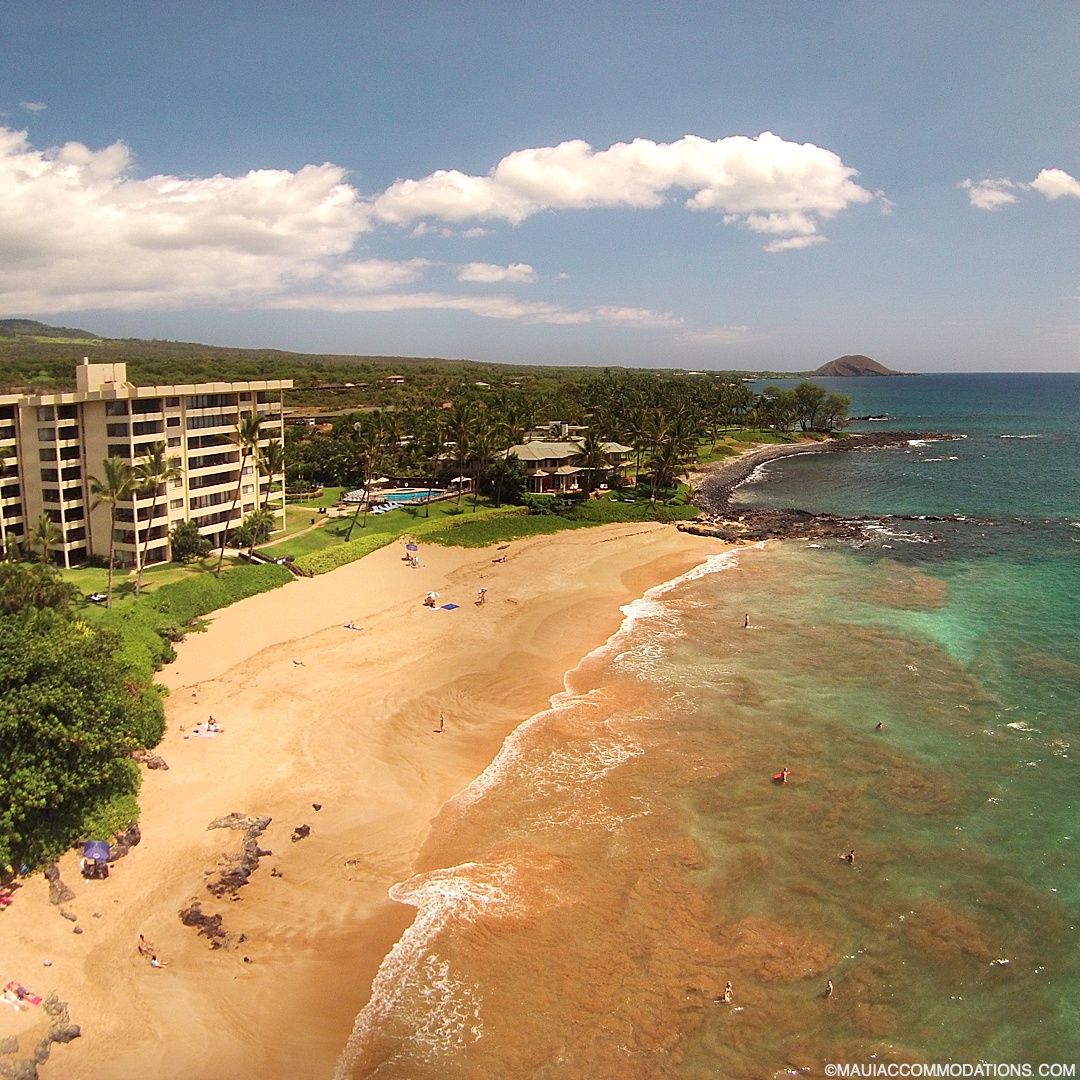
left=4, top=981, right=42, bottom=1006
left=440, top=603, right=460, bottom=610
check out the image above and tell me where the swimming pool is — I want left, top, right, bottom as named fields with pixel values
left=379, top=488, right=443, bottom=504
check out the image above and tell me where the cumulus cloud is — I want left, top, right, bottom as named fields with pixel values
left=0, top=126, right=373, bottom=311
left=456, top=262, right=537, bottom=284
left=1030, top=168, right=1080, bottom=201
left=961, top=177, right=1022, bottom=210
left=18, top=102, right=47, bottom=112
left=963, top=168, right=1080, bottom=210
left=369, top=132, right=875, bottom=249
left=333, top=258, right=430, bottom=290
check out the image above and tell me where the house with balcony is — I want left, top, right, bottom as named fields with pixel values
left=504, top=431, right=634, bottom=493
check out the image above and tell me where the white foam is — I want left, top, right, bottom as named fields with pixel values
left=334, top=861, right=522, bottom=1077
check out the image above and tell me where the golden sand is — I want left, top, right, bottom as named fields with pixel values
left=0, top=522, right=723, bottom=1080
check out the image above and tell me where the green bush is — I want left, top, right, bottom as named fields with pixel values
left=522, top=493, right=561, bottom=516
left=293, top=532, right=395, bottom=575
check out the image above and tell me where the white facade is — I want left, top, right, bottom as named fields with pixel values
left=0, top=361, right=291, bottom=568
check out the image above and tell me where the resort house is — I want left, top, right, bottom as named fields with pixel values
left=505, top=426, right=634, bottom=493
left=0, top=359, right=290, bottom=568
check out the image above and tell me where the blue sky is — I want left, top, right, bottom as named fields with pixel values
left=1, top=1, right=1078, bottom=371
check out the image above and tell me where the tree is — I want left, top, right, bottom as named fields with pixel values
left=578, top=427, right=608, bottom=493
left=215, top=412, right=263, bottom=576
left=29, top=512, right=61, bottom=563
left=88, top=456, right=133, bottom=609
left=793, top=382, right=828, bottom=432
left=170, top=519, right=211, bottom=563
left=230, top=508, right=275, bottom=549
left=0, top=608, right=163, bottom=870
left=0, top=562, right=79, bottom=615
left=133, top=441, right=181, bottom=599
left=821, top=393, right=852, bottom=432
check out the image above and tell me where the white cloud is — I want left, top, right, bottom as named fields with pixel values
left=369, top=132, right=876, bottom=249
left=961, top=177, right=1021, bottom=210
left=333, top=258, right=430, bottom=290
left=456, top=262, right=537, bottom=284
left=18, top=102, right=47, bottom=112
left=682, top=325, right=753, bottom=345
left=0, top=126, right=372, bottom=312
left=763, top=235, right=828, bottom=252
left=1030, top=168, right=1080, bottom=201
left=267, top=289, right=684, bottom=328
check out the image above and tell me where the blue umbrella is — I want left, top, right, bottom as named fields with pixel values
left=406, top=543, right=418, bottom=551
left=83, top=841, right=110, bottom=862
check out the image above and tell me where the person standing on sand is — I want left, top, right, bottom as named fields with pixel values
left=435, top=712, right=445, bottom=734
left=477, top=588, right=487, bottom=606
left=723, top=981, right=733, bottom=1003
left=825, top=979, right=834, bottom=998
left=744, top=613, right=750, bottom=628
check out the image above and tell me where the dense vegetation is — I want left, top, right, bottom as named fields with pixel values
left=0, top=558, right=297, bottom=870
left=0, top=563, right=164, bottom=869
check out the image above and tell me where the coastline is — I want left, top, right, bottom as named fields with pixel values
left=0, top=522, right=727, bottom=1080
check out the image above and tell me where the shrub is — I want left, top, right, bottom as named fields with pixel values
left=171, top=519, right=212, bottom=563
left=522, top=493, right=561, bottom=516
left=293, top=532, right=395, bottom=575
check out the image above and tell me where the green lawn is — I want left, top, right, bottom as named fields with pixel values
left=260, top=497, right=498, bottom=559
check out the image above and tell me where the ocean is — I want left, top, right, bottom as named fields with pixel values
left=337, top=374, right=1080, bottom=1078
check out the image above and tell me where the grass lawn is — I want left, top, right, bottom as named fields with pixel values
left=62, top=555, right=233, bottom=614
left=287, top=485, right=347, bottom=509
left=260, top=498, right=498, bottom=559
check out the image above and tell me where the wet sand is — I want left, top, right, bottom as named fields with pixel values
left=0, top=522, right=725, bottom=1080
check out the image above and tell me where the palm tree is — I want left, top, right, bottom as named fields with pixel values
left=419, top=410, right=446, bottom=518
left=578, top=426, right=608, bottom=493
left=344, top=418, right=386, bottom=541
left=133, top=441, right=181, bottom=598
left=445, top=402, right=474, bottom=507
left=88, top=456, right=133, bottom=609
left=215, top=412, right=263, bottom=576
left=493, top=397, right=530, bottom=507
left=468, top=415, right=499, bottom=511
left=250, top=438, right=286, bottom=552
left=30, top=512, right=62, bottom=564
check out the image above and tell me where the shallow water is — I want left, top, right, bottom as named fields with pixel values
left=338, top=375, right=1080, bottom=1077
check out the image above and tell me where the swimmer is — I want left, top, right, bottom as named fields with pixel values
left=875, top=721, right=884, bottom=731
left=844, top=850, right=856, bottom=865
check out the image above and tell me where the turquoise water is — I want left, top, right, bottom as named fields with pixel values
left=381, top=489, right=439, bottom=504
left=339, top=375, right=1080, bottom=1078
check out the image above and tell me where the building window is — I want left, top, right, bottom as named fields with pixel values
left=38, top=427, right=56, bottom=442
left=170, top=476, right=183, bottom=488
left=239, top=392, right=252, bottom=401
left=242, top=465, right=253, bottom=475
left=168, top=436, right=182, bottom=447
left=36, top=406, right=55, bottom=422
left=106, top=423, right=130, bottom=438
left=40, top=468, right=59, bottom=482
left=65, top=526, right=86, bottom=543
left=57, top=403, right=78, bottom=420
left=187, top=413, right=234, bottom=430
left=58, top=425, right=79, bottom=441
left=39, top=448, right=57, bottom=462
left=59, top=445, right=80, bottom=460
left=186, top=393, right=236, bottom=411
left=167, top=416, right=181, bottom=427
left=105, top=401, right=129, bottom=416
left=242, top=484, right=254, bottom=495
left=131, top=398, right=162, bottom=414
left=61, top=465, right=82, bottom=482
left=64, top=505, right=84, bottom=521
left=132, top=420, right=165, bottom=437
left=107, top=444, right=130, bottom=459
left=43, top=488, right=60, bottom=503
left=170, top=498, right=184, bottom=510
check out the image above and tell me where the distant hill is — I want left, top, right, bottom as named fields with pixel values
left=0, top=318, right=99, bottom=340
left=813, top=354, right=902, bottom=377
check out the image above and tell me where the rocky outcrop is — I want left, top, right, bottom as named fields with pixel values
left=43, top=865, right=74, bottom=907
left=0, top=994, right=81, bottom=1079
left=205, top=814, right=271, bottom=897
left=131, top=748, right=169, bottom=771
left=179, top=901, right=231, bottom=949
left=108, top=822, right=142, bottom=861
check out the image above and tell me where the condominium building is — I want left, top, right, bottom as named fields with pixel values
left=0, top=360, right=291, bottom=568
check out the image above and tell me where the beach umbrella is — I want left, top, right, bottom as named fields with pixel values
left=83, top=841, right=110, bottom=862
left=406, top=543, right=418, bottom=551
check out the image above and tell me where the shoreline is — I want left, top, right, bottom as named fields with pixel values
left=0, top=522, right=727, bottom=1080
left=685, top=431, right=965, bottom=542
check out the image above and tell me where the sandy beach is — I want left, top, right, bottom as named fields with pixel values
left=0, top=522, right=725, bottom=1080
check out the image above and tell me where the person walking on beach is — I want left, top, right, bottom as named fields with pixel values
left=477, top=588, right=487, bottom=606
left=744, top=613, right=750, bottom=628
left=435, top=712, right=445, bottom=734
left=825, top=979, right=834, bottom=999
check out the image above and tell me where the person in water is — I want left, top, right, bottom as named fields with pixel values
left=825, top=979, right=834, bottom=998
left=844, top=850, right=856, bottom=864
left=723, top=981, right=733, bottom=1003
left=876, top=721, right=884, bottom=731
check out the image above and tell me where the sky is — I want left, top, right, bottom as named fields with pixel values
left=1, top=1, right=1078, bottom=372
